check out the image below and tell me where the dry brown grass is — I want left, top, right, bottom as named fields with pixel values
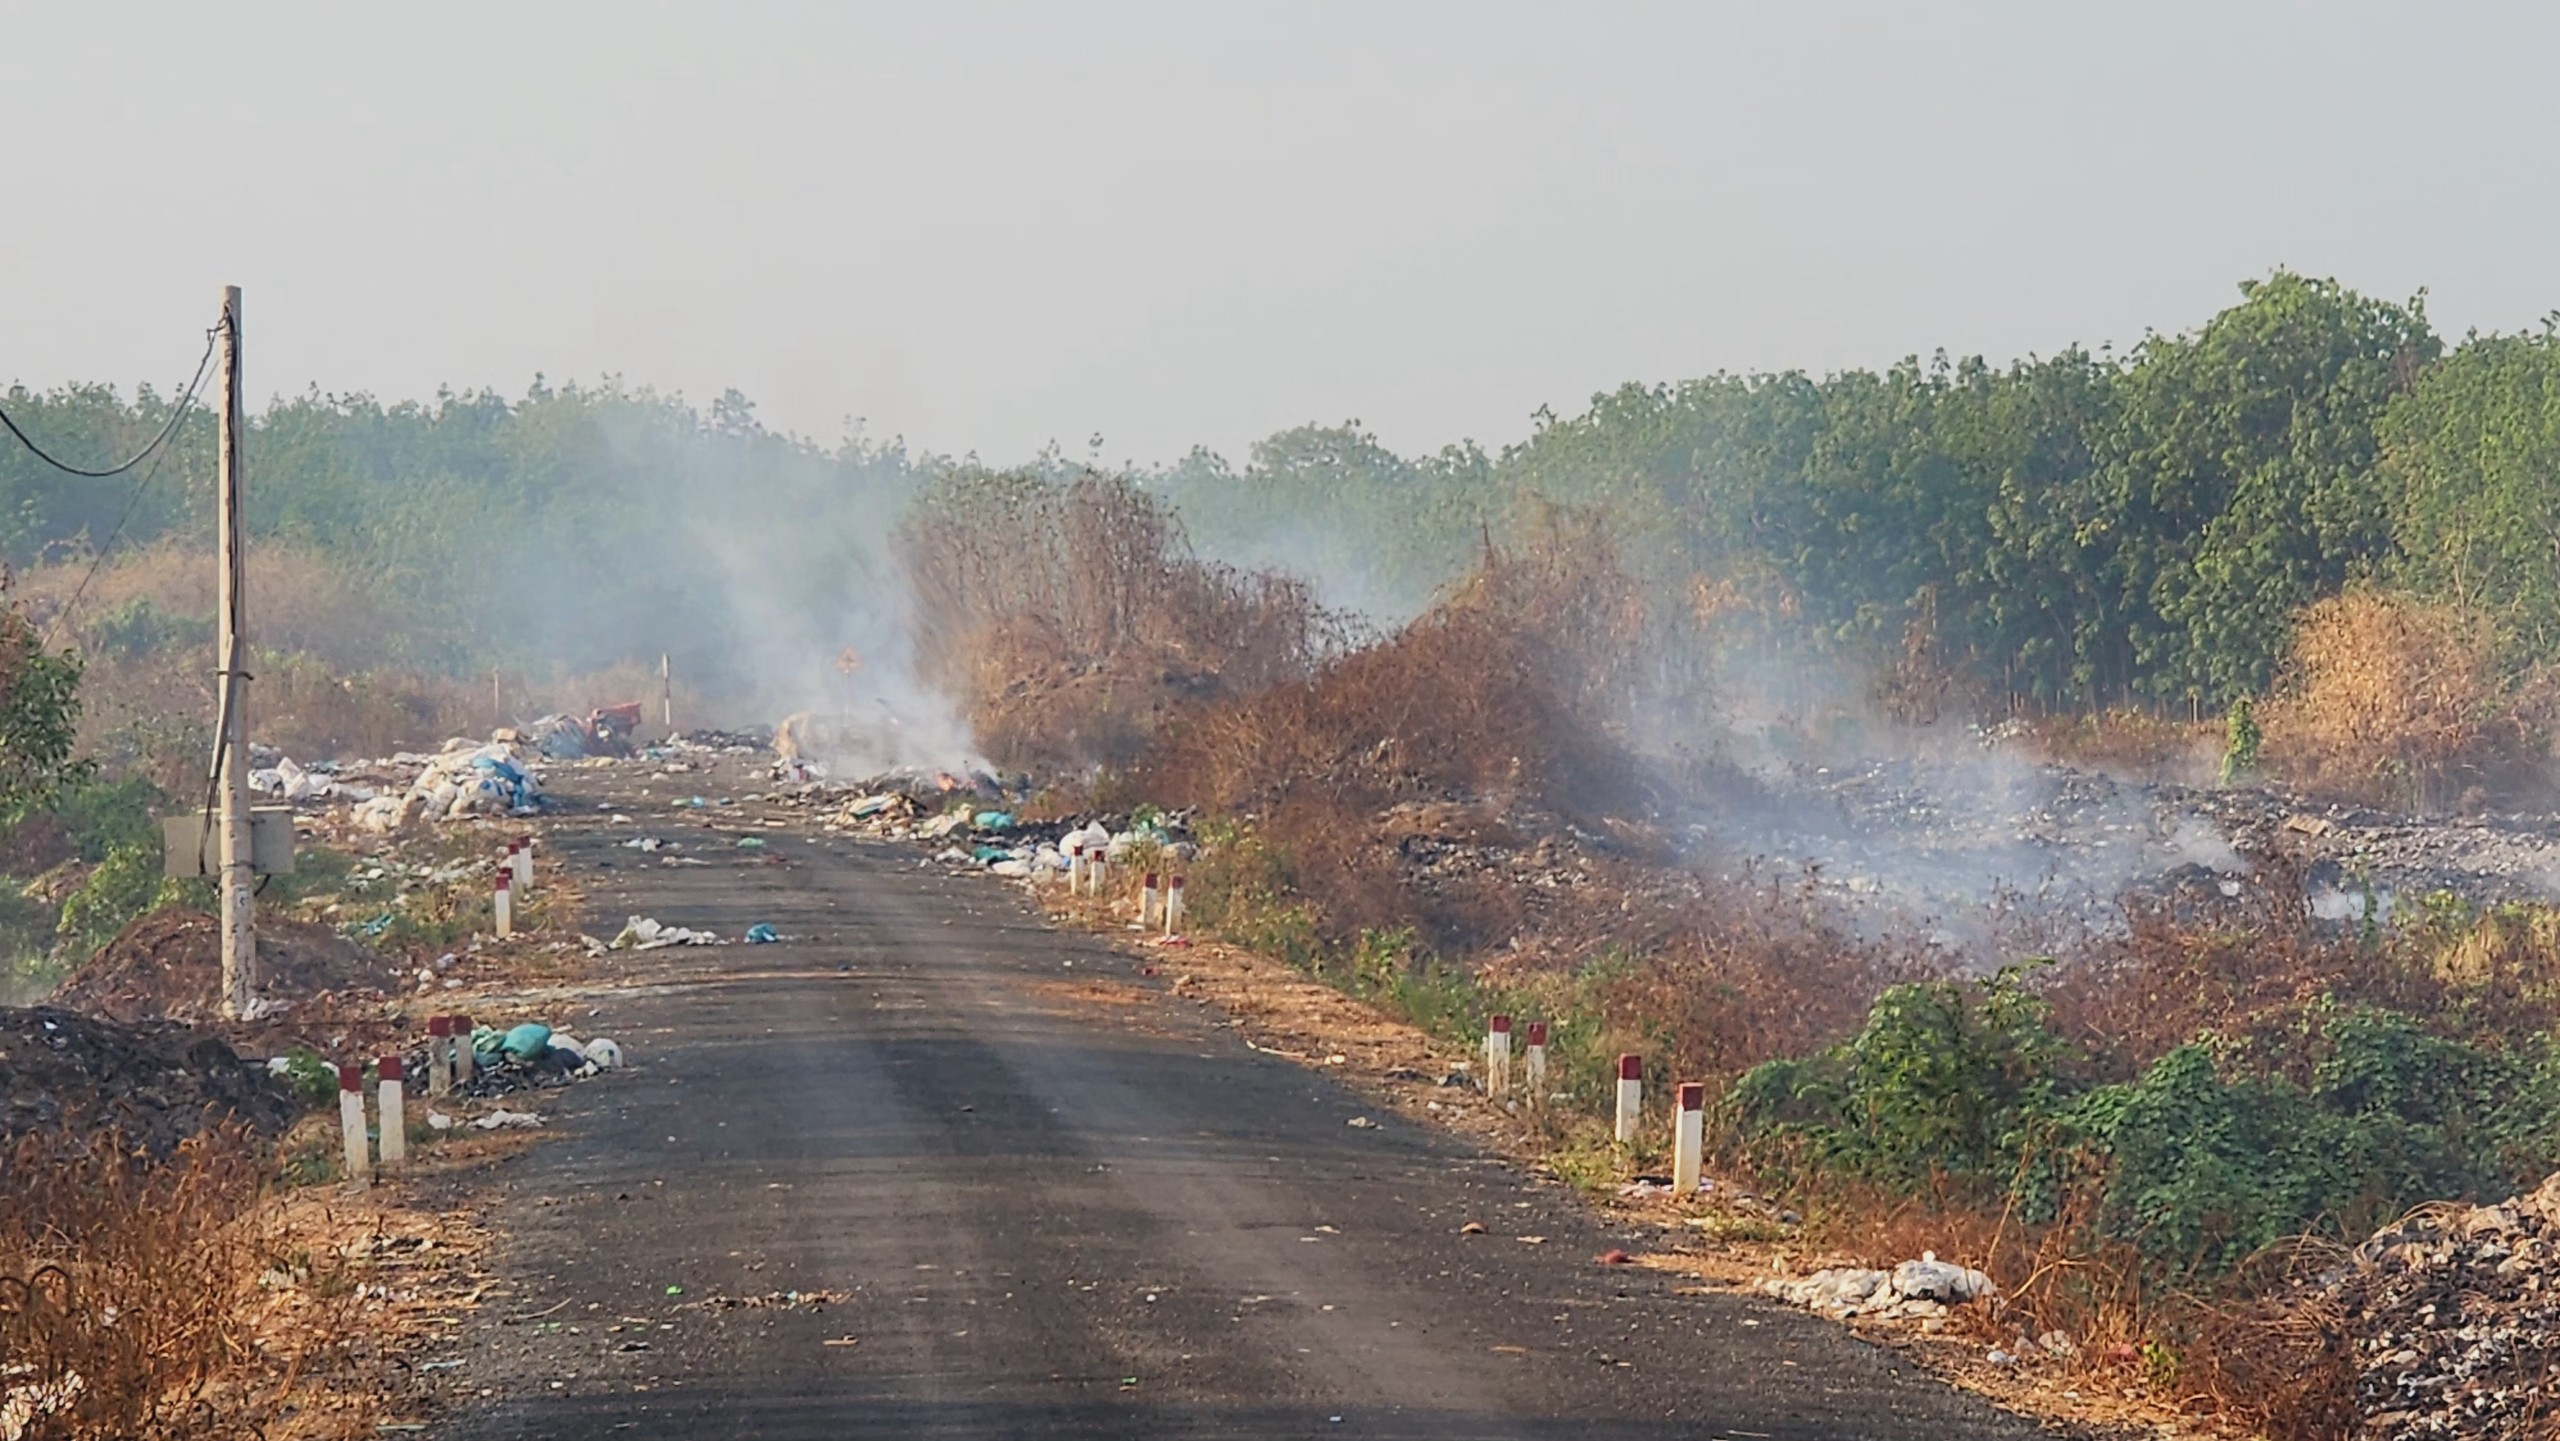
left=2259, top=586, right=2541, bottom=812
left=0, top=1126, right=329, bottom=1441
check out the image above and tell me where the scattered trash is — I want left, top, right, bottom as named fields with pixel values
left=1459, top=1221, right=1486, bottom=1235
left=744, top=924, right=780, bottom=944
left=1345, top=1116, right=1377, bottom=1129
left=610, top=916, right=725, bottom=950
left=426, top=1110, right=456, bottom=1131
left=470, top=1109, right=543, bottom=1130
left=1597, top=1249, right=1634, bottom=1265
left=584, top=1038, right=625, bottom=1069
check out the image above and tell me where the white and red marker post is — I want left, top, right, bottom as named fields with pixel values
left=378, top=1055, right=407, bottom=1170
left=1673, top=1081, right=1705, bottom=1193
left=453, top=1014, right=475, bottom=1088
left=1141, top=872, right=1161, bottom=927
left=1614, top=1053, right=1643, bottom=1144
left=1523, top=1021, right=1548, bottom=1100
left=510, top=835, right=534, bottom=893
left=426, top=1016, right=451, bottom=1097
left=1066, top=843, right=1086, bottom=893
left=1087, top=848, right=1109, bottom=898
left=339, top=1061, right=372, bottom=1185
left=1484, top=1014, right=1513, bottom=1098
left=1164, top=876, right=1187, bottom=935
left=493, top=865, right=514, bottom=938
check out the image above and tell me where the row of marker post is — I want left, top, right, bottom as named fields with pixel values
left=336, top=1013, right=476, bottom=1185
left=1486, top=1016, right=1706, bottom=1194
left=493, top=836, right=535, bottom=937
left=1063, top=842, right=1186, bottom=934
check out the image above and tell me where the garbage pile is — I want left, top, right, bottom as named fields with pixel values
left=249, top=752, right=376, bottom=804
left=455, top=1020, right=625, bottom=1089
left=0, top=1005, right=295, bottom=1154
left=352, top=736, right=546, bottom=832
left=2321, top=1173, right=2560, bottom=1439
left=1761, top=1252, right=1997, bottom=1324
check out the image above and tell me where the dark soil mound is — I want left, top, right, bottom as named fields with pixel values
left=49, top=908, right=399, bottom=1024
left=0, top=1006, right=295, bottom=1154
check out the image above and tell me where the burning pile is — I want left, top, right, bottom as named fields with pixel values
left=2327, top=1174, right=2560, bottom=1438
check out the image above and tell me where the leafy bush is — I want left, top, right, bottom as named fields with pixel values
left=1734, top=977, right=2560, bottom=1274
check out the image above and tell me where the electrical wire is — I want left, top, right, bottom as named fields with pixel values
left=34, top=322, right=225, bottom=649
left=0, top=325, right=219, bottom=477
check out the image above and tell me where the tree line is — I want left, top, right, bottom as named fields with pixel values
left=8, top=270, right=2560, bottom=717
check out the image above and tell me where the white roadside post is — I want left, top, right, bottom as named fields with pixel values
left=1067, top=844, right=1085, bottom=894
left=1614, top=1053, right=1643, bottom=1144
left=1165, top=876, right=1186, bottom=936
left=426, top=1016, right=452, bottom=1098
left=1088, top=849, right=1109, bottom=899
left=1483, top=1014, right=1513, bottom=1098
left=512, top=836, right=534, bottom=893
left=1523, top=1021, right=1548, bottom=1101
left=1673, top=1082, right=1705, bottom=1194
left=378, top=1056, right=407, bottom=1170
left=1140, top=872, right=1160, bottom=927
left=339, top=1062, right=371, bottom=1186
left=493, top=866, right=514, bottom=938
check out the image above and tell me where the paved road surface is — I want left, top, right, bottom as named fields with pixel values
left=437, top=765, right=2049, bottom=1440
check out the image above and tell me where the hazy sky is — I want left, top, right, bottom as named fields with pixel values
left=7, top=2, right=2558, bottom=467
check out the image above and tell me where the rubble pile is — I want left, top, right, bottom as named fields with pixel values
left=50, top=908, right=398, bottom=1025
left=2325, top=1174, right=2560, bottom=1439
left=1761, top=1251, right=1997, bottom=1325
left=0, top=1006, right=294, bottom=1154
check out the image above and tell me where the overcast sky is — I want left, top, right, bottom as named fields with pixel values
left=6, top=2, right=2557, bottom=467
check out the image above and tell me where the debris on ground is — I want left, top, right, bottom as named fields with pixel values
left=0, top=1005, right=294, bottom=1153
left=609, top=916, right=724, bottom=950
left=1761, top=1251, right=1995, bottom=1322
left=49, top=908, right=399, bottom=1025
left=351, top=736, right=548, bottom=832
left=2318, top=1172, right=2560, bottom=1439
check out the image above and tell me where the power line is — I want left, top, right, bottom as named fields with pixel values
left=33, top=321, right=227, bottom=647
left=0, top=324, right=220, bottom=477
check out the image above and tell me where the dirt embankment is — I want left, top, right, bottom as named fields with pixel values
left=49, top=906, right=400, bottom=1024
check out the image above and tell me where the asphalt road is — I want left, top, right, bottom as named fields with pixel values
left=436, top=763, right=2050, bottom=1440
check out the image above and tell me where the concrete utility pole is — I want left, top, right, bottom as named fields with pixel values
left=215, top=285, right=256, bottom=1020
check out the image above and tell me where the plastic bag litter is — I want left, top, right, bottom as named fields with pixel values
left=471, top=1109, right=544, bottom=1130
left=744, top=923, right=780, bottom=944
left=584, top=1038, right=625, bottom=1069
left=611, top=915, right=724, bottom=950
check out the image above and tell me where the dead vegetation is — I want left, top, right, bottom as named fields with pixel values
left=0, top=1127, right=312, bottom=1441
left=900, top=469, right=1331, bottom=771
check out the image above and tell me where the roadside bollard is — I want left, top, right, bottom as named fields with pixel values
left=1615, top=1053, right=1643, bottom=1144
left=1087, top=850, right=1109, bottom=898
left=378, top=1056, right=407, bottom=1170
left=1673, top=1082, right=1704, bottom=1194
left=511, top=836, right=534, bottom=893
left=426, top=1016, right=452, bottom=1097
left=1164, top=876, right=1186, bottom=935
left=1141, top=872, right=1160, bottom=927
left=1067, top=844, right=1086, bottom=893
left=339, top=1062, right=371, bottom=1185
left=454, top=1014, right=475, bottom=1088
left=1524, top=1021, right=1548, bottom=1100
left=1484, top=1015, right=1513, bottom=1098
left=493, top=867, right=513, bottom=938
